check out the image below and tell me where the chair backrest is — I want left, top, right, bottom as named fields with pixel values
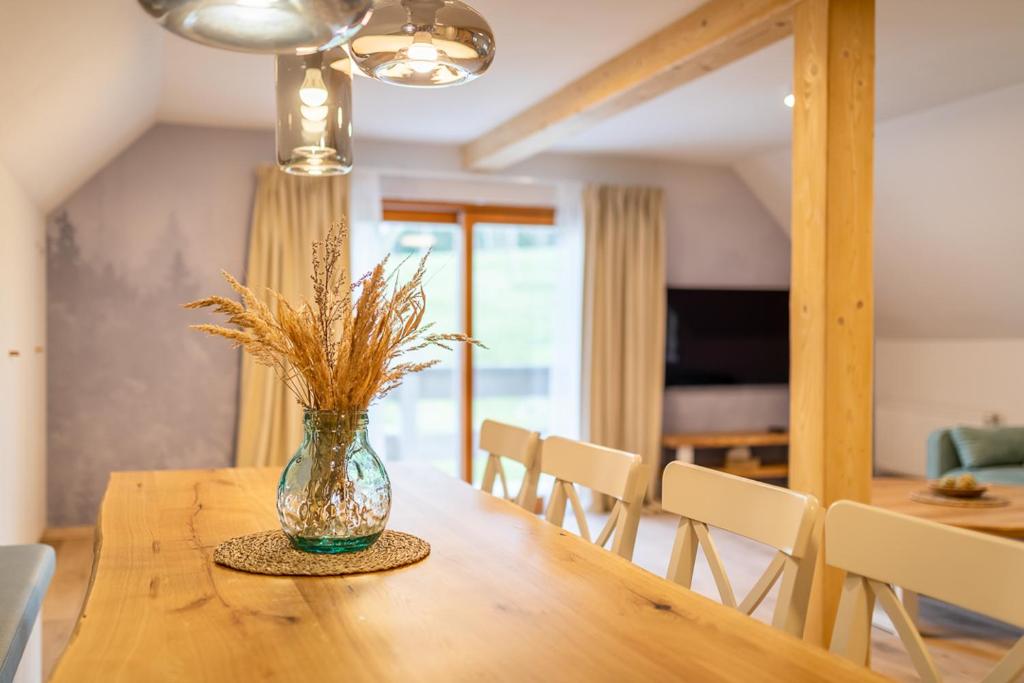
left=826, top=500, right=1024, bottom=683
left=479, top=420, right=542, bottom=510
left=540, top=436, right=647, bottom=561
left=660, top=462, right=820, bottom=638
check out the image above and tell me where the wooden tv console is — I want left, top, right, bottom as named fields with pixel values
left=662, top=430, right=789, bottom=481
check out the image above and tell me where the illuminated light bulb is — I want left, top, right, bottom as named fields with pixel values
left=405, top=31, right=439, bottom=74
left=299, top=68, right=328, bottom=106
left=406, top=33, right=439, bottom=62
left=300, top=104, right=329, bottom=121
left=783, top=93, right=795, bottom=108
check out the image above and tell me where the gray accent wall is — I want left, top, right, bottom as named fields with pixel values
left=46, top=125, right=268, bottom=525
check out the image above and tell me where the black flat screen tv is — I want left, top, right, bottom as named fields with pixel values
left=665, top=288, right=789, bottom=386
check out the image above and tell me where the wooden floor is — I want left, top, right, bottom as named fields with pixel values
left=41, top=510, right=1021, bottom=682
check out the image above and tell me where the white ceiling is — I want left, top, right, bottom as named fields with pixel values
left=735, top=82, right=1024, bottom=337
left=2, top=0, right=1022, bottom=212
left=159, top=0, right=704, bottom=139
left=156, top=0, right=1024, bottom=164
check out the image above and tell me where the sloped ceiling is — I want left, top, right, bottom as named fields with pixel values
left=734, top=83, right=1024, bottom=338
left=554, top=0, right=1024, bottom=163
left=0, top=0, right=163, bottom=212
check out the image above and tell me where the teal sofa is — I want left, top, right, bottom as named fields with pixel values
left=927, top=427, right=1024, bottom=485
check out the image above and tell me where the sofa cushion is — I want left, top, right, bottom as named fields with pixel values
left=944, top=465, right=1024, bottom=486
left=949, top=426, right=1024, bottom=469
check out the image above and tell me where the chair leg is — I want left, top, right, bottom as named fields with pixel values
left=666, top=518, right=699, bottom=589
left=985, top=637, right=1024, bottom=683
left=830, top=574, right=875, bottom=666
left=611, top=499, right=640, bottom=561
left=896, top=587, right=920, bottom=630
left=516, top=464, right=542, bottom=512
left=544, top=480, right=567, bottom=528
left=871, top=581, right=940, bottom=683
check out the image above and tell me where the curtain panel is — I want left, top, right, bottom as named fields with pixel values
left=583, top=185, right=666, bottom=500
left=234, top=166, right=349, bottom=468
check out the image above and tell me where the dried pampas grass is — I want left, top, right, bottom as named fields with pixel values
left=185, top=221, right=480, bottom=413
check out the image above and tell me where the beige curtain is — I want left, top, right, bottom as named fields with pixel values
left=583, top=185, right=666, bottom=500
left=235, top=166, right=349, bottom=467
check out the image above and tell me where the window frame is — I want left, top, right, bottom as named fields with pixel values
left=380, top=199, right=556, bottom=482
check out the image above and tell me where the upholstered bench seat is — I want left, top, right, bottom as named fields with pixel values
left=928, top=427, right=1024, bottom=485
left=0, top=544, right=55, bottom=682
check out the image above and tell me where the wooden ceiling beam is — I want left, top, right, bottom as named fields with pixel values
left=462, top=0, right=798, bottom=171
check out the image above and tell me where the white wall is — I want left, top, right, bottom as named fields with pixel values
left=733, top=82, right=1024, bottom=338
left=734, top=83, right=1024, bottom=471
left=358, top=139, right=792, bottom=434
left=875, top=339, right=1024, bottom=476
left=0, top=162, right=47, bottom=543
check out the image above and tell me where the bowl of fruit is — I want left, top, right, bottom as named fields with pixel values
left=929, top=473, right=989, bottom=498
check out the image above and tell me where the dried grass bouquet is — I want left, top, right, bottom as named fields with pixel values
left=184, top=221, right=480, bottom=415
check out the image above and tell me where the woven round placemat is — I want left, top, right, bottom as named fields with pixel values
left=910, top=490, right=1010, bottom=508
left=214, top=529, right=430, bottom=576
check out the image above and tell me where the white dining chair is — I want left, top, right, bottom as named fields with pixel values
left=540, top=436, right=647, bottom=561
left=478, top=419, right=542, bottom=511
left=826, top=500, right=1024, bottom=683
left=661, top=462, right=820, bottom=638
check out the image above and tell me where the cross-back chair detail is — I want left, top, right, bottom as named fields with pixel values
left=826, top=500, right=1024, bottom=683
left=661, top=462, right=821, bottom=637
left=479, top=419, right=542, bottom=511
left=540, top=436, right=647, bottom=561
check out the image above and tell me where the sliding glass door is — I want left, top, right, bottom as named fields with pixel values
left=360, top=218, right=463, bottom=477
left=470, top=222, right=559, bottom=486
left=361, top=202, right=558, bottom=481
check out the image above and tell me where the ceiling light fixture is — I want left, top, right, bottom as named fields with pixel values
left=784, top=93, right=795, bottom=108
left=137, top=0, right=374, bottom=53
left=277, top=48, right=354, bottom=175
left=350, top=0, right=495, bottom=88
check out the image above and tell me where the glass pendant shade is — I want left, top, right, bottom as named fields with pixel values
left=276, top=48, right=354, bottom=175
left=137, top=0, right=374, bottom=53
left=350, top=0, right=495, bottom=87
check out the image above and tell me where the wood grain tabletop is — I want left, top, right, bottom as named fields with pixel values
left=52, top=465, right=887, bottom=682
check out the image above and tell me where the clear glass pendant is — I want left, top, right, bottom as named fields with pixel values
left=137, top=0, right=374, bottom=54
left=350, top=0, right=495, bottom=88
left=276, top=48, right=354, bottom=175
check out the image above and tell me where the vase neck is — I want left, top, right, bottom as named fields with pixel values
left=303, top=410, right=368, bottom=436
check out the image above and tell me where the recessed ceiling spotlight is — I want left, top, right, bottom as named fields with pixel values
left=784, top=93, right=795, bottom=108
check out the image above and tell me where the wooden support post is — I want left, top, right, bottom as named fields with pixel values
left=789, top=0, right=875, bottom=645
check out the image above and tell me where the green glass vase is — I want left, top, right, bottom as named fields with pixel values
left=277, top=410, right=391, bottom=553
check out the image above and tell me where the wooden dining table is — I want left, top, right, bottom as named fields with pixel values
left=52, top=465, right=886, bottom=682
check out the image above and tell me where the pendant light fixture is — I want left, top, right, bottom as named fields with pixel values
left=349, top=0, right=495, bottom=88
left=276, top=48, right=354, bottom=175
left=137, top=0, right=373, bottom=53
